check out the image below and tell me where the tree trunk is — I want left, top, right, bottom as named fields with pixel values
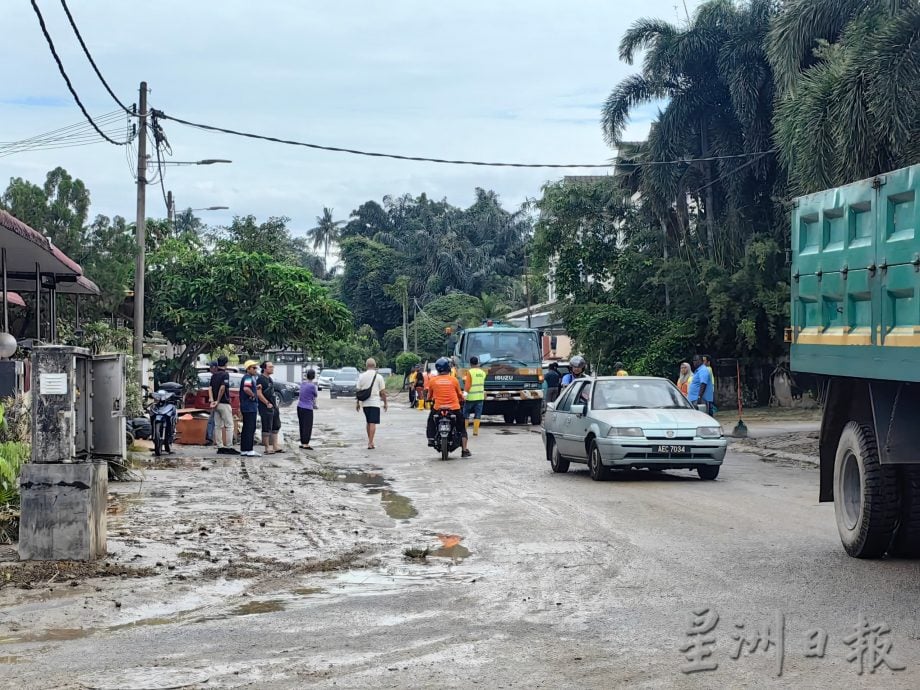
left=402, top=300, right=408, bottom=353
left=699, top=126, right=716, bottom=261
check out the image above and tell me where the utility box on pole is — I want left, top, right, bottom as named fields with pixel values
left=18, top=346, right=126, bottom=561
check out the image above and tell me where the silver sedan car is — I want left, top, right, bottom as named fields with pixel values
left=542, top=376, right=727, bottom=481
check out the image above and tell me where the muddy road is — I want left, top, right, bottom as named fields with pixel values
left=2, top=394, right=920, bottom=688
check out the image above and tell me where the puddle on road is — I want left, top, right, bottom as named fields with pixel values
left=0, top=627, right=92, bottom=644
left=370, top=488, right=418, bottom=520
left=431, top=534, right=471, bottom=561
left=231, top=599, right=286, bottom=616
left=325, top=467, right=418, bottom=521
left=334, top=470, right=386, bottom=486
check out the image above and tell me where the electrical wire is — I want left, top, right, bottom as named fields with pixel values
left=154, top=108, right=779, bottom=169
left=29, top=0, right=130, bottom=146
left=688, top=149, right=776, bottom=196
left=58, top=0, right=131, bottom=114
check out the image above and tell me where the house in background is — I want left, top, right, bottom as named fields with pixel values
left=504, top=301, right=571, bottom=361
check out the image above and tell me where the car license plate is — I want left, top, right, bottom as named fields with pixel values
left=656, top=445, right=687, bottom=454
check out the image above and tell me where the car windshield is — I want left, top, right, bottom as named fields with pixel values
left=335, top=372, right=358, bottom=382
left=466, top=331, right=540, bottom=365
left=591, top=379, right=691, bottom=410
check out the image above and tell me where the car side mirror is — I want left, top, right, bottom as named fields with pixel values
left=571, top=404, right=585, bottom=416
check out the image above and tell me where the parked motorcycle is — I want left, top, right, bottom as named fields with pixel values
left=433, top=408, right=462, bottom=461
left=146, top=383, right=182, bottom=456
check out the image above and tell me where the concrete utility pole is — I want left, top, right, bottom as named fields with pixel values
left=524, top=247, right=532, bottom=328
left=167, top=190, right=175, bottom=230
left=133, top=81, right=147, bottom=388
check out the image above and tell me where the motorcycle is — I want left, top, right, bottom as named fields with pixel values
left=433, top=408, right=462, bottom=461
left=146, top=383, right=182, bottom=456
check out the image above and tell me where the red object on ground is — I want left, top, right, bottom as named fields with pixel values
left=185, top=387, right=241, bottom=413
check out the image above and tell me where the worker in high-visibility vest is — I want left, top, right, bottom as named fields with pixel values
left=463, top=355, right=487, bottom=436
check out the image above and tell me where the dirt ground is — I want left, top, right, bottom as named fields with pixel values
left=1, top=395, right=918, bottom=688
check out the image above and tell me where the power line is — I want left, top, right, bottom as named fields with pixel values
left=689, top=150, right=776, bottom=196
left=58, top=0, right=131, bottom=114
left=154, top=108, right=778, bottom=169
left=29, top=0, right=130, bottom=146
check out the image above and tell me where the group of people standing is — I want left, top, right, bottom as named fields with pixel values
left=677, top=354, right=716, bottom=414
left=206, top=356, right=283, bottom=457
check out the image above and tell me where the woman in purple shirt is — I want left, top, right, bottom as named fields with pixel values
left=298, top=369, right=319, bottom=449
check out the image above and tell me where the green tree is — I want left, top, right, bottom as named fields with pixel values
left=383, top=275, right=411, bottom=352
left=338, top=236, right=402, bottom=335
left=308, top=207, right=344, bottom=274
left=146, top=239, right=352, bottom=380
left=769, top=0, right=920, bottom=193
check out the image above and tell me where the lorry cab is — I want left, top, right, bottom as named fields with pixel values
left=454, top=323, right=544, bottom=425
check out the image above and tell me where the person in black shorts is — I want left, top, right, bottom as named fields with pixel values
left=257, top=361, right=282, bottom=454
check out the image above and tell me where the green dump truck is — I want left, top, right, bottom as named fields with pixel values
left=453, top=323, right=544, bottom=425
left=790, top=163, right=920, bottom=558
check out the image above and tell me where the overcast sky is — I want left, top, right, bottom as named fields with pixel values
left=1, top=0, right=699, bottom=236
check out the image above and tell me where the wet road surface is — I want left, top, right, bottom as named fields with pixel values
left=2, top=394, right=920, bottom=688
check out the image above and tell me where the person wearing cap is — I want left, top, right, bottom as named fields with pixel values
left=239, top=360, right=261, bottom=456
left=210, top=355, right=236, bottom=454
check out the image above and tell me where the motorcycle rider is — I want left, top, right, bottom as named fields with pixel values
left=561, top=355, right=588, bottom=385
left=426, top=357, right=471, bottom=458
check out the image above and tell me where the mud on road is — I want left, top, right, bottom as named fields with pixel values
left=2, top=394, right=920, bottom=688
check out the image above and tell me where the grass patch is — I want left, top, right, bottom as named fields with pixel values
left=403, top=546, right=430, bottom=561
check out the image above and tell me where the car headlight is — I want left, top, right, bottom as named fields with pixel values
left=608, top=427, right=644, bottom=438
left=697, top=426, right=723, bottom=439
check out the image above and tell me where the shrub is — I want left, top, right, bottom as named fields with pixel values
left=394, top=352, right=421, bottom=374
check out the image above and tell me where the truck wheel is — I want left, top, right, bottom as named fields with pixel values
left=833, top=422, right=899, bottom=558
left=891, top=466, right=920, bottom=557
left=548, top=438, right=569, bottom=473
left=530, top=404, right=542, bottom=426
left=588, top=441, right=609, bottom=481
left=515, top=410, right=528, bottom=425
left=503, top=414, right=514, bottom=424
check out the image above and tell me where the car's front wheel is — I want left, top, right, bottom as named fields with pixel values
left=697, top=465, right=720, bottom=480
left=548, top=438, right=569, bottom=474
left=588, top=441, right=609, bottom=481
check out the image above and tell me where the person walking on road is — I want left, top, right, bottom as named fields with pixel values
left=356, top=358, right=387, bottom=450
left=298, top=369, right=318, bottom=450
left=463, top=356, right=487, bottom=436
left=688, top=354, right=714, bottom=416
left=544, top=362, right=561, bottom=403
left=257, top=361, right=282, bottom=454
left=239, top=361, right=261, bottom=457
left=676, top=362, right=692, bottom=397
left=210, top=356, right=237, bottom=455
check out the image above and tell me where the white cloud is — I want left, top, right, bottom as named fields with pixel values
left=0, top=0, right=701, bottom=231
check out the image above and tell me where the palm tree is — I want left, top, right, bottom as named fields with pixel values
left=476, top=293, right=506, bottom=322
left=769, top=0, right=920, bottom=193
left=307, top=207, right=343, bottom=273
left=602, top=0, right=778, bottom=266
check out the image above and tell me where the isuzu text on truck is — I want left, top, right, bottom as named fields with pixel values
left=790, top=163, right=920, bottom=558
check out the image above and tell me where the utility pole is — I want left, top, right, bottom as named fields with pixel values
left=167, top=190, right=175, bottom=230
left=524, top=247, right=532, bottom=328
left=133, top=81, right=147, bottom=388
left=413, top=298, right=418, bottom=355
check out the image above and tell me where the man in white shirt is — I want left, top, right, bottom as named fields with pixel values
left=356, top=358, right=388, bottom=449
